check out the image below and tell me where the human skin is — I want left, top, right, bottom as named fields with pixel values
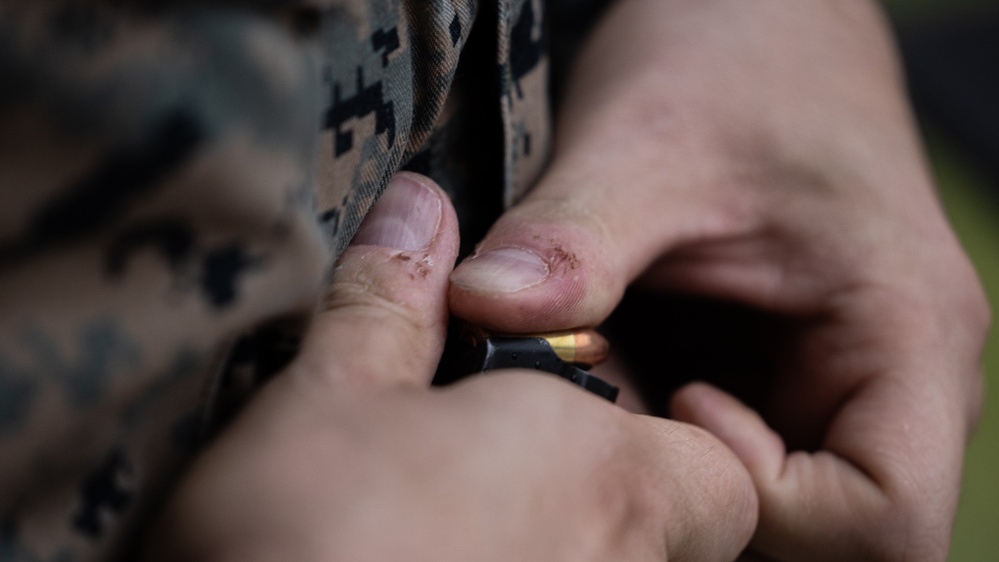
left=448, top=0, right=988, bottom=560
left=146, top=173, right=757, bottom=562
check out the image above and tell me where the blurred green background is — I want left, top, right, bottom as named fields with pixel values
left=883, top=1, right=998, bottom=560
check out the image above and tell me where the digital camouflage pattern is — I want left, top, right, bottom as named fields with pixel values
left=0, top=0, right=608, bottom=560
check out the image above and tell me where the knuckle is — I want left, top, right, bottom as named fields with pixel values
left=629, top=420, right=757, bottom=559
left=868, top=508, right=949, bottom=562
left=962, top=276, right=991, bottom=344
left=851, top=472, right=953, bottom=562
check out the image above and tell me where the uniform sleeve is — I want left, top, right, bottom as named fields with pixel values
left=0, top=4, right=328, bottom=560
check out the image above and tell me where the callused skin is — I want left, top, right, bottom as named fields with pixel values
left=449, top=1, right=988, bottom=560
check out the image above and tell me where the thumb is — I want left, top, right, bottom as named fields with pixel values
left=447, top=156, right=731, bottom=333
left=448, top=182, right=622, bottom=333
left=295, top=172, right=459, bottom=392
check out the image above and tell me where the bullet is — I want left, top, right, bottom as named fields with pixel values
left=536, top=329, right=609, bottom=369
left=458, top=322, right=610, bottom=369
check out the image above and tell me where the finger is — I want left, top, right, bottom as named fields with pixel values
left=446, top=0, right=774, bottom=334
left=629, top=413, right=758, bottom=562
left=459, top=371, right=757, bottom=561
left=670, top=383, right=785, bottom=488
left=447, top=160, right=723, bottom=333
left=671, top=380, right=963, bottom=561
left=295, top=172, right=459, bottom=392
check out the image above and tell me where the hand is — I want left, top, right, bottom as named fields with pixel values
left=145, top=173, right=756, bottom=562
left=448, top=1, right=988, bottom=560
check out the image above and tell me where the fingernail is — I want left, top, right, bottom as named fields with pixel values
left=351, top=174, right=442, bottom=251
left=450, top=247, right=549, bottom=293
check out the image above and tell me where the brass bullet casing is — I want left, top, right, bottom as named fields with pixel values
left=458, top=324, right=610, bottom=369
left=536, top=329, right=609, bottom=369
left=442, top=322, right=617, bottom=402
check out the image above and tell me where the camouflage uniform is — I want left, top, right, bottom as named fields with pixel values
left=0, top=0, right=609, bottom=560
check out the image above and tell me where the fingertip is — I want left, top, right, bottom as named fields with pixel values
left=350, top=172, right=459, bottom=255
left=448, top=217, right=620, bottom=332
left=634, top=415, right=758, bottom=562
left=332, top=172, right=460, bottom=309
left=447, top=269, right=597, bottom=332
left=670, top=383, right=785, bottom=481
left=299, top=172, right=460, bottom=391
